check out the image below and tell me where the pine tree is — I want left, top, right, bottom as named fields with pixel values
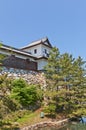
left=44, top=47, right=86, bottom=117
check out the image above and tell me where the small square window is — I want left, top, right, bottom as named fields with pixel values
left=34, top=49, right=37, bottom=54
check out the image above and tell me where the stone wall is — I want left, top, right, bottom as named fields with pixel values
left=2, top=55, right=37, bottom=71
left=21, top=119, right=69, bottom=130
left=0, top=66, right=46, bottom=89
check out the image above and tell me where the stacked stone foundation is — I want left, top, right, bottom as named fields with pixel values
left=0, top=66, right=46, bottom=89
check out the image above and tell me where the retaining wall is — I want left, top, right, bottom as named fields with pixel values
left=0, top=66, right=46, bottom=89
left=21, top=119, right=69, bottom=130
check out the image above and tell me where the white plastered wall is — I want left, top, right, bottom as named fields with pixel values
left=37, top=59, right=48, bottom=70
left=23, top=44, right=42, bottom=57
left=22, top=44, right=51, bottom=58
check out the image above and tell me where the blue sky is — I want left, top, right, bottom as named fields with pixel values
left=0, top=0, right=86, bottom=60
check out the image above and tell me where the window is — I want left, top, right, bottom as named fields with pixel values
left=34, top=49, right=37, bottom=54
left=44, top=49, right=47, bottom=54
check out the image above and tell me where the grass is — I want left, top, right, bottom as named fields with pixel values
left=17, top=112, right=38, bottom=125
left=16, top=109, right=67, bottom=128
left=1, top=109, right=67, bottom=129
left=16, top=109, right=50, bottom=128
left=0, top=109, right=50, bottom=129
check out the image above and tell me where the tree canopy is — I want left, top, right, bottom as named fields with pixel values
left=44, top=47, right=86, bottom=117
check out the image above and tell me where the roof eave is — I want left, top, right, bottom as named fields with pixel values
left=35, top=56, right=48, bottom=60
left=0, top=45, right=36, bottom=59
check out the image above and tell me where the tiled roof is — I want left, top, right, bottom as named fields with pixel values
left=0, top=43, right=36, bottom=59
left=21, top=37, right=52, bottom=49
